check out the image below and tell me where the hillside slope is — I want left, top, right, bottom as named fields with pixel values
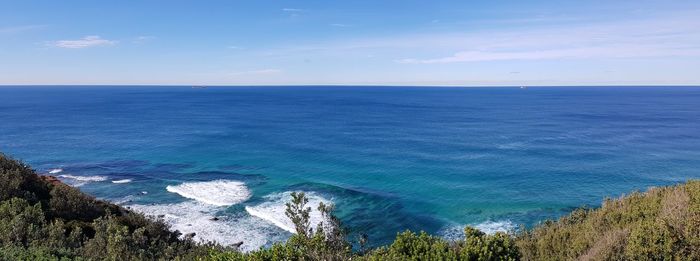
left=0, top=153, right=213, bottom=260
left=516, top=180, right=700, bottom=260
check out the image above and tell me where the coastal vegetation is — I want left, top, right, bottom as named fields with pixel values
left=516, top=180, right=700, bottom=260
left=0, top=153, right=698, bottom=260
left=0, top=153, right=216, bottom=260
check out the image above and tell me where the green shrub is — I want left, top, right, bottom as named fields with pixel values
left=0, top=197, right=46, bottom=247
left=0, top=153, right=210, bottom=260
left=516, top=181, right=700, bottom=260
left=362, top=228, right=518, bottom=261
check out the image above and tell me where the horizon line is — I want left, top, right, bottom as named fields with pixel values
left=2, top=84, right=700, bottom=88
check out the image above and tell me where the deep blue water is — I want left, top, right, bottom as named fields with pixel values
left=1, top=86, right=700, bottom=250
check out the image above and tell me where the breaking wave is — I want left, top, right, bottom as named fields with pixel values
left=245, top=191, right=332, bottom=234
left=48, top=168, right=63, bottom=174
left=128, top=201, right=287, bottom=252
left=57, top=174, right=109, bottom=187
left=58, top=174, right=108, bottom=182
left=166, top=180, right=251, bottom=206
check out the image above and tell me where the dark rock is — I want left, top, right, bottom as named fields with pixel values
left=209, top=216, right=219, bottom=221
left=40, top=175, right=64, bottom=185
left=184, top=232, right=196, bottom=238
left=233, top=241, right=244, bottom=248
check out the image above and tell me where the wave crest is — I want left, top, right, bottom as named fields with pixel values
left=245, top=191, right=331, bottom=234
left=166, top=180, right=251, bottom=206
left=58, top=174, right=108, bottom=182
left=48, top=168, right=63, bottom=174
left=57, top=174, right=108, bottom=187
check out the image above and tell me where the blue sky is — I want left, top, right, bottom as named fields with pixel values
left=1, top=0, right=699, bottom=86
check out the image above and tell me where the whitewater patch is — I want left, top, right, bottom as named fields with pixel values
left=112, top=179, right=133, bottom=184
left=48, top=168, right=63, bottom=174
left=473, top=220, right=516, bottom=234
left=166, top=180, right=251, bottom=206
left=128, top=201, right=287, bottom=252
left=245, top=191, right=332, bottom=234
left=439, top=220, right=516, bottom=240
left=58, top=174, right=108, bottom=182
left=57, top=174, right=109, bottom=187
left=113, top=195, right=136, bottom=205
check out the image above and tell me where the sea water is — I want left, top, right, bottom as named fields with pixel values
left=1, top=86, right=699, bottom=251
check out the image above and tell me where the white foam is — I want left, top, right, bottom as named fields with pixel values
left=473, top=220, right=516, bottom=235
left=57, top=174, right=108, bottom=187
left=129, top=201, right=287, bottom=252
left=48, top=168, right=63, bottom=174
left=113, top=195, right=136, bottom=205
left=112, top=179, right=133, bottom=184
left=439, top=220, right=516, bottom=241
left=58, top=174, right=108, bottom=182
left=166, top=180, right=251, bottom=206
left=245, top=191, right=331, bottom=234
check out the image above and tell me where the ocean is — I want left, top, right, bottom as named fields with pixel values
left=1, top=86, right=699, bottom=251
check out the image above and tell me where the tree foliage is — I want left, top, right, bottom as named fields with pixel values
left=0, top=153, right=212, bottom=260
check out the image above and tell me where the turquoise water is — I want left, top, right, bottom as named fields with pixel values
left=1, top=86, right=700, bottom=250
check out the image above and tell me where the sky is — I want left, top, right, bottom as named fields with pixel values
left=1, top=0, right=699, bottom=86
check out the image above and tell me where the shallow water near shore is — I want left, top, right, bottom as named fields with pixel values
left=1, top=86, right=700, bottom=250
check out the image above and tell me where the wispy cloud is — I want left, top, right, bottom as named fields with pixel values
left=0, top=25, right=46, bottom=34
left=330, top=23, right=352, bottom=27
left=229, top=69, right=282, bottom=76
left=282, top=8, right=303, bottom=12
left=395, top=12, right=700, bottom=63
left=49, top=35, right=117, bottom=49
left=256, top=10, right=700, bottom=64
left=132, top=35, right=155, bottom=44
left=397, top=46, right=700, bottom=64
